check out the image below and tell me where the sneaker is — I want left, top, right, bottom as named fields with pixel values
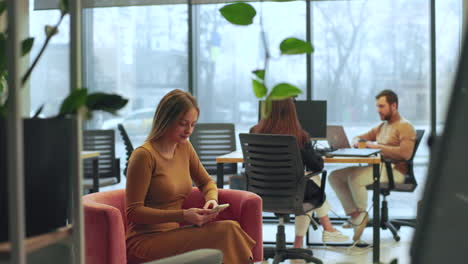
left=322, top=229, right=350, bottom=242
left=352, top=212, right=369, bottom=241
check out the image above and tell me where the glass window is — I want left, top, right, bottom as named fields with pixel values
left=82, top=5, right=189, bottom=147
left=29, top=2, right=70, bottom=118
left=436, top=0, right=462, bottom=132
left=313, top=1, right=429, bottom=158
left=194, top=1, right=307, bottom=134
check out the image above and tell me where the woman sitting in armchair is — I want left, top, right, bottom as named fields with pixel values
left=125, top=89, right=256, bottom=263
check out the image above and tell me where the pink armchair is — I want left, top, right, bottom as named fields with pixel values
left=83, top=187, right=263, bottom=264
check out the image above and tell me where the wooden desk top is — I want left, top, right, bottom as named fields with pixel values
left=216, top=151, right=243, bottom=163
left=81, top=151, right=100, bottom=159
left=216, top=151, right=381, bottom=164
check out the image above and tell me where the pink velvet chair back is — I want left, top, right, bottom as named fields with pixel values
left=83, top=189, right=128, bottom=264
left=83, top=188, right=263, bottom=264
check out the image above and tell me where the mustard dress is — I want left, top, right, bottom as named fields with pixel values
left=125, top=141, right=255, bottom=263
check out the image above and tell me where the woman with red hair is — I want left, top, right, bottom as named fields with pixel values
left=250, top=98, right=349, bottom=248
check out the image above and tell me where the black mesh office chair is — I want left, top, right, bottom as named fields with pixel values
left=367, top=129, right=425, bottom=241
left=83, top=129, right=121, bottom=193
left=190, top=123, right=238, bottom=187
left=240, top=133, right=325, bottom=264
left=117, top=123, right=134, bottom=177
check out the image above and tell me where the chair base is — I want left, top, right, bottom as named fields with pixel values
left=264, top=247, right=322, bottom=264
left=263, top=215, right=323, bottom=264
left=376, top=199, right=417, bottom=242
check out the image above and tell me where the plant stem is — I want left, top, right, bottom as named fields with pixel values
left=21, top=12, right=66, bottom=86
left=259, top=0, right=270, bottom=84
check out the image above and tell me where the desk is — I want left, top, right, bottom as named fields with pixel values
left=216, top=151, right=382, bottom=263
left=81, top=151, right=100, bottom=193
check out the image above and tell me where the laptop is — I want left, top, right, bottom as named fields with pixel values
left=326, top=125, right=381, bottom=157
left=327, top=125, right=351, bottom=149
left=328, top=148, right=381, bottom=157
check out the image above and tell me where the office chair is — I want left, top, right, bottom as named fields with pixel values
left=190, top=123, right=239, bottom=187
left=240, top=133, right=325, bottom=264
left=117, top=123, right=134, bottom=177
left=367, top=129, right=425, bottom=241
left=83, top=129, right=121, bottom=193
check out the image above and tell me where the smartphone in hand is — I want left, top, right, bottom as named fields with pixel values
left=211, top=204, right=229, bottom=213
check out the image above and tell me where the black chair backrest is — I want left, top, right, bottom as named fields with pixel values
left=239, top=133, right=310, bottom=215
left=117, top=124, right=134, bottom=176
left=83, top=130, right=118, bottom=179
left=190, top=123, right=237, bottom=175
left=405, top=129, right=425, bottom=186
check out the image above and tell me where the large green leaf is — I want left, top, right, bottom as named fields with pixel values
left=21, top=37, right=34, bottom=57
left=86, top=92, right=128, bottom=115
left=0, top=1, right=6, bottom=16
left=0, top=33, right=7, bottom=74
left=280, top=37, right=314, bottom=55
left=58, top=88, right=88, bottom=117
left=0, top=73, right=6, bottom=94
left=268, top=83, right=302, bottom=100
left=252, top=79, right=267, bottom=99
left=219, top=3, right=256, bottom=26
left=252, top=69, right=265, bottom=81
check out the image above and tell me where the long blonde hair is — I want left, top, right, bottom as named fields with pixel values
left=146, top=89, right=199, bottom=142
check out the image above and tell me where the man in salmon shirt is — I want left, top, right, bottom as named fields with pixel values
left=328, top=89, right=416, bottom=241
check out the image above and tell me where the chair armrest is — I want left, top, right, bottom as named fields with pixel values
left=183, top=188, right=263, bottom=262
left=382, top=158, right=395, bottom=191
left=303, top=170, right=327, bottom=204
left=115, top=158, right=121, bottom=183
left=83, top=200, right=127, bottom=264
left=144, top=249, right=222, bottom=264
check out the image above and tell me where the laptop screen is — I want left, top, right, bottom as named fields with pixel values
left=327, top=125, right=351, bottom=149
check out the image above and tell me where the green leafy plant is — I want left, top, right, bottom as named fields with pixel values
left=0, top=0, right=127, bottom=119
left=219, top=1, right=313, bottom=118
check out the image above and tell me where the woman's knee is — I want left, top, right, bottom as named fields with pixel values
left=212, top=220, right=241, bottom=232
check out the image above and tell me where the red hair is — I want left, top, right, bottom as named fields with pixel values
left=251, top=98, right=309, bottom=147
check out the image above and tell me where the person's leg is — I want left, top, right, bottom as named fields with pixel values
left=347, top=166, right=375, bottom=214
left=347, top=164, right=404, bottom=213
left=328, top=167, right=362, bottom=215
left=296, top=173, right=350, bottom=246
left=127, top=220, right=255, bottom=263
left=346, top=164, right=405, bottom=240
left=294, top=211, right=313, bottom=248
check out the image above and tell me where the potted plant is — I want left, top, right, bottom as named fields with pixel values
left=219, top=1, right=314, bottom=117
left=0, top=0, right=128, bottom=242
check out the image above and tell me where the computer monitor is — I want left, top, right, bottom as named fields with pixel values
left=258, top=100, right=327, bottom=139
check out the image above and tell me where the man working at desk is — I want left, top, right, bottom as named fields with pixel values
left=328, top=89, right=416, bottom=241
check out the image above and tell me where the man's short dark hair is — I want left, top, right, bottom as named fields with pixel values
left=376, top=89, right=398, bottom=108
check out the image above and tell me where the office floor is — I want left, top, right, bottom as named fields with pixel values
left=103, top=163, right=427, bottom=264
left=258, top=222, right=413, bottom=264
